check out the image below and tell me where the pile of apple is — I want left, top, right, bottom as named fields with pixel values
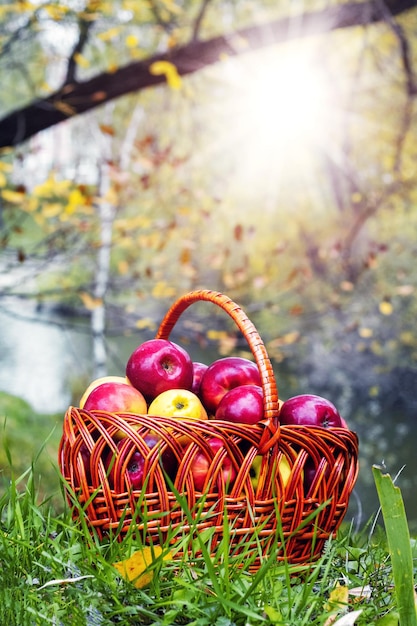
left=77, top=338, right=349, bottom=492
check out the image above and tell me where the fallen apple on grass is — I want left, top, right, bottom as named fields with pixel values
left=200, top=356, right=262, bottom=416
left=126, top=339, right=194, bottom=402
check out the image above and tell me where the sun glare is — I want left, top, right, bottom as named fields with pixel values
left=245, top=56, right=327, bottom=146
left=212, top=45, right=334, bottom=195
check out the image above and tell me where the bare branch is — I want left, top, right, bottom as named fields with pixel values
left=191, top=0, right=214, bottom=42
left=65, top=18, right=94, bottom=85
left=376, top=0, right=417, bottom=96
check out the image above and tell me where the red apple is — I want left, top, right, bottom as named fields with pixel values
left=190, top=437, right=236, bottom=492
left=126, top=339, right=193, bottom=402
left=191, top=362, right=208, bottom=396
left=199, top=356, right=261, bottom=415
left=74, top=442, right=92, bottom=486
left=215, top=384, right=263, bottom=425
left=82, top=381, right=147, bottom=414
left=105, top=433, right=176, bottom=490
left=279, top=394, right=344, bottom=428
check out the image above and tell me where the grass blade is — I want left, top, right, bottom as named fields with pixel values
left=372, top=464, right=417, bottom=626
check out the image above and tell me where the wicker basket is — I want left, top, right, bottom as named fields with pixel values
left=59, top=289, right=359, bottom=569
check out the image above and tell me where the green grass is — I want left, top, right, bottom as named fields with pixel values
left=1, top=454, right=413, bottom=626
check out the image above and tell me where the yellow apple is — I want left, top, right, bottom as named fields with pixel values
left=148, top=389, right=208, bottom=445
left=148, top=389, right=208, bottom=421
left=249, top=454, right=293, bottom=489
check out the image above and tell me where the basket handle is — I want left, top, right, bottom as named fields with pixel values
left=155, top=289, right=280, bottom=426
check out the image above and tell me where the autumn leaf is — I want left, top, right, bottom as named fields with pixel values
left=113, top=546, right=172, bottom=589
left=149, top=61, right=182, bottom=90
left=1, top=189, right=25, bottom=203
left=98, top=26, right=121, bottom=41
left=79, top=292, right=103, bottom=310
left=358, top=327, right=373, bottom=338
left=379, top=300, right=393, bottom=315
left=125, top=34, right=139, bottom=48
left=74, top=52, right=90, bottom=68
left=324, top=583, right=349, bottom=625
left=0, top=161, right=12, bottom=172
left=135, top=317, right=156, bottom=331
left=325, top=582, right=349, bottom=613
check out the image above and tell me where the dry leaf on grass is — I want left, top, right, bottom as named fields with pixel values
left=113, top=546, right=172, bottom=589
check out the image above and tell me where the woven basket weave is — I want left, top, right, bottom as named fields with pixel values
left=59, top=289, right=359, bottom=568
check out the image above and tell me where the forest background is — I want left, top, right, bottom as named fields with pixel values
left=0, top=0, right=416, bottom=530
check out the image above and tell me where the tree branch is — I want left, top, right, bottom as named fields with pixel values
left=192, top=0, right=214, bottom=42
left=65, top=17, right=94, bottom=85
left=0, top=0, right=415, bottom=148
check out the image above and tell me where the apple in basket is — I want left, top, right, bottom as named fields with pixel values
left=199, top=356, right=262, bottom=416
left=148, top=388, right=208, bottom=420
left=105, top=433, right=177, bottom=490
left=279, top=394, right=346, bottom=428
left=191, top=362, right=208, bottom=396
left=126, top=339, right=193, bottom=402
left=215, top=384, right=264, bottom=425
left=80, top=377, right=148, bottom=415
left=190, top=437, right=237, bottom=492
left=250, top=454, right=293, bottom=489
left=148, top=388, right=208, bottom=445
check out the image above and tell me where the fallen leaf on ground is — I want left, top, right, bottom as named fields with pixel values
left=113, top=546, right=172, bottom=589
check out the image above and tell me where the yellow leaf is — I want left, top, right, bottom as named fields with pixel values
left=206, top=329, right=229, bottom=341
left=0, top=161, right=12, bottom=172
left=74, top=52, right=90, bottom=68
left=43, top=203, right=62, bottom=218
left=358, top=327, right=373, bottom=338
left=379, top=301, right=393, bottom=316
left=33, top=175, right=71, bottom=198
left=98, top=26, right=121, bottom=41
left=324, top=583, right=349, bottom=625
left=64, top=189, right=85, bottom=214
left=25, top=197, right=38, bottom=212
left=0, top=171, right=7, bottom=187
left=117, top=260, right=129, bottom=275
left=79, top=292, right=103, bottom=310
left=1, top=189, right=25, bottom=204
left=113, top=546, right=172, bottom=589
left=125, top=34, right=139, bottom=48
left=44, top=4, right=68, bottom=18
left=149, top=61, right=182, bottom=90
left=326, top=582, right=349, bottom=611
left=135, top=318, right=156, bottom=331
left=152, top=281, right=176, bottom=299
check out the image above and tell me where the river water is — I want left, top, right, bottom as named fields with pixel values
left=0, top=298, right=416, bottom=531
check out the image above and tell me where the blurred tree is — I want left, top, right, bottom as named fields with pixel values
left=0, top=0, right=416, bottom=387
left=0, top=0, right=415, bottom=147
